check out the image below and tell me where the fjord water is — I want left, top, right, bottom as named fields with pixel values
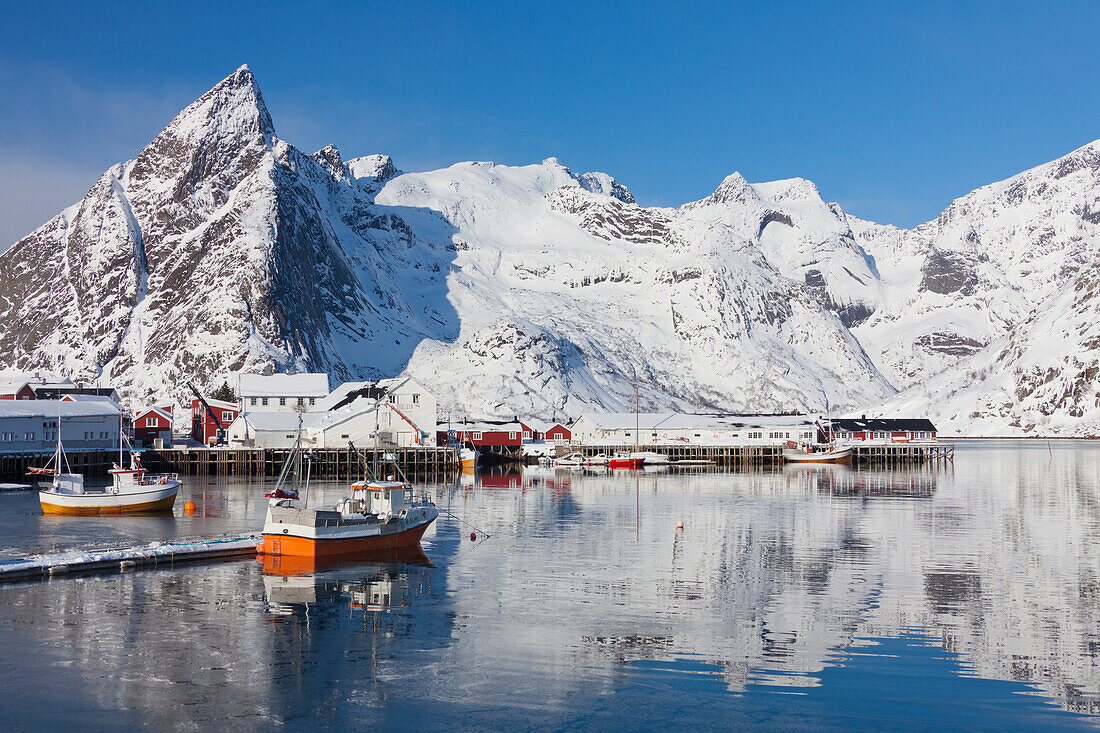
left=0, top=441, right=1098, bottom=730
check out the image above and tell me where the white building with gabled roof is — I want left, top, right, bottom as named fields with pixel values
left=0, top=399, right=121, bottom=453
left=228, top=376, right=437, bottom=449
left=238, top=373, right=330, bottom=412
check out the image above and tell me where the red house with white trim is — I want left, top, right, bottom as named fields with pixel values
left=133, top=405, right=173, bottom=447
left=191, top=398, right=239, bottom=445
left=828, top=418, right=937, bottom=442
left=437, top=421, right=524, bottom=449
left=519, top=420, right=572, bottom=442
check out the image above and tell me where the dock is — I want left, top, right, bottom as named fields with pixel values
left=571, top=441, right=954, bottom=466
left=0, top=535, right=261, bottom=583
left=144, top=446, right=457, bottom=478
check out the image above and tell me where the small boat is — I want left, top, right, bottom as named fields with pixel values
left=552, top=452, right=585, bottom=467
left=608, top=451, right=644, bottom=469
left=35, top=414, right=180, bottom=516
left=671, top=459, right=714, bottom=466
left=260, top=444, right=438, bottom=560
left=632, top=451, right=669, bottom=465
left=459, top=447, right=479, bottom=472
left=583, top=453, right=608, bottom=466
left=782, top=443, right=853, bottom=464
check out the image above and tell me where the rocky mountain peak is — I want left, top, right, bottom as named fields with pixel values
left=685, top=172, right=760, bottom=209
left=347, top=154, right=398, bottom=185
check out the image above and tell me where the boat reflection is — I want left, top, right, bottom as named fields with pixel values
left=261, top=546, right=434, bottom=618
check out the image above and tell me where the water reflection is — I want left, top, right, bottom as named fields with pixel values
left=0, top=443, right=1098, bottom=728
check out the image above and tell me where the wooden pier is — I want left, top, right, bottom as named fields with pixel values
left=574, top=443, right=784, bottom=466
left=571, top=441, right=954, bottom=467
left=0, top=450, right=114, bottom=481
left=144, top=446, right=458, bottom=478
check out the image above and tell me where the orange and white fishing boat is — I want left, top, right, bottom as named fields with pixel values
left=33, top=412, right=180, bottom=516
left=259, top=443, right=437, bottom=559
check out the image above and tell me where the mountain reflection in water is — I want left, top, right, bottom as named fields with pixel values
left=0, top=440, right=1098, bottom=729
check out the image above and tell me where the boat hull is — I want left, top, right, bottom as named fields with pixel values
left=261, top=517, right=435, bottom=559
left=608, top=458, right=644, bottom=469
left=39, top=482, right=180, bottom=516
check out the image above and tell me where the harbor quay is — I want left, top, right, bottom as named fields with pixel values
left=0, top=441, right=952, bottom=480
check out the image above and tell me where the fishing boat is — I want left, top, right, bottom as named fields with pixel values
left=583, top=453, right=608, bottom=466
left=34, top=411, right=180, bottom=516
left=459, top=447, right=478, bottom=472
left=260, top=440, right=438, bottom=559
left=782, top=443, right=853, bottom=464
left=632, top=451, right=669, bottom=465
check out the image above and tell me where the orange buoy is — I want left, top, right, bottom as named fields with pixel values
left=183, top=500, right=197, bottom=515
left=469, top=532, right=477, bottom=541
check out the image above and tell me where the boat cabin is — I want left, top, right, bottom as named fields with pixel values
left=348, top=480, right=411, bottom=520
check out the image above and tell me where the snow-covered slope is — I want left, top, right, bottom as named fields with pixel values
left=2, top=65, right=1099, bottom=432
left=850, top=140, right=1100, bottom=391
left=0, top=67, right=893, bottom=418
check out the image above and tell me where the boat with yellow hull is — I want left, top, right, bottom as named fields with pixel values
left=33, top=420, right=181, bottom=516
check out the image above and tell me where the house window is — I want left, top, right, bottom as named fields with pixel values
left=412, top=394, right=419, bottom=404
left=146, top=417, right=158, bottom=427
left=551, top=432, right=561, bottom=439
left=279, top=397, right=286, bottom=406
left=250, top=397, right=257, bottom=405
left=222, top=411, right=234, bottom=423
left=388, top=395, right=396, bottom=404
left=509, top=432, right=517, bottom=440
left=24, top=432, right=33, bottom=441
left=309, top=397, right=316, bottom=405
left=262, top=397, right=268, bottom=406
left=472, top=432, right=482, bottom=441
left=297, top=397, right=304, bottom=406
left=523, top=431, right=531, bottom=439
left=341, top=434, right=349, bottom=439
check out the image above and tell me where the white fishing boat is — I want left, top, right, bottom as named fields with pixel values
left=583, top=453, right=608, bottom=466
left=782, top=443, right=852, bottom=464
left=632, top=451, right=670, bottom=465
left=552, top=452, right=585, bottom=467
left=35, top=414, right=180, bottom=515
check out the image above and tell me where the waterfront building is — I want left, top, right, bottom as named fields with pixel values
left=828, top=418, right=937, bottom=442
left=569, top=412, right=821, bottom=446
left=0, top=399, right=120, bottom=453
left=133, top=405, right=174, bottom=447
left=228, top=377, right=437, bottom=449
left=437, top=421, right=524, bottom=451
left=238, top=373, right=330, bottom=412
left=519, top=420, right=572, bottom=443
left=191, top=398, right=239, bottom=445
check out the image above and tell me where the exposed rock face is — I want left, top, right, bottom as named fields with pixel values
left=3, top=66, right=1100, bottom=433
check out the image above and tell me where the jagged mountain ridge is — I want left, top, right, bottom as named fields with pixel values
left=1, top=65, right=1099, bottom=432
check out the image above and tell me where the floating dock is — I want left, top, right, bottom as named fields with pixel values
left=0, top=535, right=261, bottom=583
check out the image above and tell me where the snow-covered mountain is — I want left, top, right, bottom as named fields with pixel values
left=1, top=65, right=1098, bottom=433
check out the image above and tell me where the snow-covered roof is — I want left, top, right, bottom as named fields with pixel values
left=0, top=371, right=74, bottom=390
left=521, top=419, right=568, bottom=433
left=194, top=397, right=238, bottom=410
left=135, top=406, right=173, bottom=422
left=239, top=373, right=330, bottom=397
left=61, top=394, right=120, bottom=408
left=576, top=412, right=817, bottom=431
left=0, top=399, right=120, bottom=419
left=451, top=421, right=523, bottom=433
left=313, top=377, right=413, bottom=411
left=0, top=378, right=29, bottom=394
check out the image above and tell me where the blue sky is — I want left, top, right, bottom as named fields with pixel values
left=1, top=1, right=1097, bottom=246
